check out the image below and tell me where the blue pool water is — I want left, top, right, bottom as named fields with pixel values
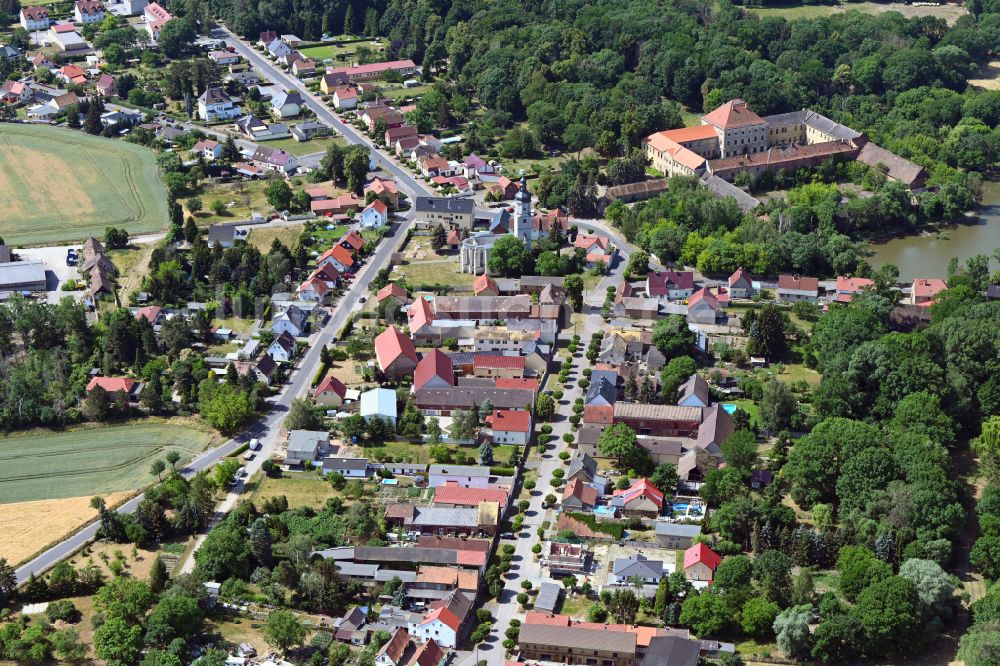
left=722, top=403, right=737, bottom=414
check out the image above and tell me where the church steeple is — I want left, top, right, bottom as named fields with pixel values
left=513, top=176, right=532, bottom=251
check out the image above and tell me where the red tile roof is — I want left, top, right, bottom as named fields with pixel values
left=473, top=355, right=525, bottom=371
left=420, top=606, right=461, bottom=632
left=836, top=276, right=873, bottom=293
left=524, top=612, right=571, bottom=626
left=777, top=274, right=819, bottom=293
left=563, top=477, right=598, bottom=506
left=334, top=86, right=357, bottom=99
left=491, top=409, right=531, bottom=433
left=378, top=628, right=409, bottom=664
left=314, top=374, right=346, bottom=399
left=411, top=638, right=445, bottom=666
left=729, top=267, right=752, bottom=287
left=474, top=273, right=498, bottom=295
left=133, top=306, right=161, bottom=323
left=414, top=349, right=454, bottom=391
left=684, top=543, right=722, bottom=571
left=365, top=198, right=388, bottom=214
left=376, top=282, right=407, bottom=303
left=574, top=234, right=610, bottom=252
left=318, top=243, right=355, bottom=268
left=86, top=377, right=137, bottom=393
left=912, top=277, right=947, bottom=299
left=688, top=287, right=720, bottom=311
left=702, top=99, right=765, bottom=129
left=375, top=326, right=418, bottom=370
left=22, top=6, right=48, bottom=18
left=365, top=178, right=397, bottom=196
left=647, top=270, right=694, bottom=296
left=328, top=59, right=416, bottom=78
left=408, top=297, right=434, bottom=331
left=612, top=477, right=664, bottom=509
left=299, top=276, right=330, bottom=296
left=433, top=483, right=508, bottom=507
left=495, top=378, right=539, bottom=393
left=456, top=550, right=488, bottom=567
left=311, top=264, right=341, bottom=282
left=341, top=230, right=364, bottom=251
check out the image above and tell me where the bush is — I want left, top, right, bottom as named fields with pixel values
left=517, top=592, right=529, bottom=605
left=563, top=433, right=575, bottom=444
left=552, top=390, right=564, bottom=400
left=541, top=424, right=553, bottom=434
left=524, top=480, right=536, bottom=491
left=46, top=600, right=79, bottom=623
left=476, top=609, right=493, bottom=624
left=559, top=451, right=570, bottom=461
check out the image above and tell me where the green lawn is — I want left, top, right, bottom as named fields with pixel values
left=396, top=259, right=476, bottom=290
left=186, top=180, right=271, bottom=225
left=0, top=422, right=217, bottom=504
left=366, top=441, right=515, bottom=466
left=256, top=135, right=346, bottom=157
left=247, top=224, right=303, bottom=252
left=749, top=1, right=967, bottom=23
left=0, top=124, right=169, bottom=245
left=298, top=40, right=380, bottom=64
left=247, top=471, right=340, bottom=509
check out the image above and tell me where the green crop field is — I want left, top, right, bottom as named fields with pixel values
left=0, top=423, right=217, bottom=504
left=0, top=124, right=169, bottom=246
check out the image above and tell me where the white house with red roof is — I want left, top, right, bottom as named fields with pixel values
left=686, top=288, right=721, bottom=325
left=96, top=73, right=117, bottom=97
left=489, top=409, right=532, bottom=446
left=314, top=374, right=347, bottom=407
left=143, top=1, right=173, bottom=42
left=74, top=0, right=105, bottom=24
left=701, top=98, right=768, bottom=158
left=298, top=275, right=332, bottom=303
left=646, top=270, right=695, bottom=300
left=834, top=276, right=874, bottom=304
left=409, top=607, right=461, bottom=649
left=728, top=268, right=754, bottom=299
left=776, top=274, right=820, bottom=302
left=0, top=80, right=31, bottom=105
left=374, top=326, right=418, bottom=380
left=361, top=198, right=389, bottom=228
left=910, top=277, right=947, bottom=307
left=611, top=477, right=664, bottom=518
left=192, top=139, right=223, bottom=161
left=20, top=6, right=49, bottom=30
left=332, top=86, right=358, bottom=109
left=317, top=243, right=355, bottom=274
left=684, top=543, right=722, bottom=583
left=414, top=349, right=454, bottom=391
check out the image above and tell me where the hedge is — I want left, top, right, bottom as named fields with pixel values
left=565, top=512, right=625, bottom=539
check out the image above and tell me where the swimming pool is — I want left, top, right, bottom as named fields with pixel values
left=722, top=403, right=737, bottom=414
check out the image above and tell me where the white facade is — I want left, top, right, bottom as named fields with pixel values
left=492, top=428, right=529, bottom=446
left=74, top=4, right=105, bottom=24
left=20, top=9, right=49, bottom=30
left=407, top=619, right=457, bottom=649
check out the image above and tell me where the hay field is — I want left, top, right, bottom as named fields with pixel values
left=0, top=492, right=133, bottom=565
left=749, top=1, right=968, bottom=24
left=0, top=124, right=169, bottom=246
left=0, top=422, right=217, bottom=505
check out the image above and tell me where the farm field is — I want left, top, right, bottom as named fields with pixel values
left=0, top=124, right=169, bottom=245
left=749, top=1, right=967, bottom=23
left=0, top=422, right=218, bottom=505
left=0, top=492, right=133, bottom=565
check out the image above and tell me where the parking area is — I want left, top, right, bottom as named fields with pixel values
left=17, top=244, right=87, bottom=304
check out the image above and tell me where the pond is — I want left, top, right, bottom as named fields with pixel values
left=867, top=181, right=1000, bottom=281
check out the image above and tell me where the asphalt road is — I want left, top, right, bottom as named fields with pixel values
left=210, top=25, right=435, bottom=200
left=14, top=29, right=435, bottom=585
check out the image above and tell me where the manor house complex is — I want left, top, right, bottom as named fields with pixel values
left=644, top=99, right=926, bottom=190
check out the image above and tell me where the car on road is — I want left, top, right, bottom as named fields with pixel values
left=248, top=438, right=261, bottom=451
left=243, top=451, right=255, bottom=461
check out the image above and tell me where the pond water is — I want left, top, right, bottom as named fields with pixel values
left=867, top=181, right=1000, bottom=281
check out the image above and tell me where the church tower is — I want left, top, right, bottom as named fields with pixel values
left=513, top=176, right=532, bottom=251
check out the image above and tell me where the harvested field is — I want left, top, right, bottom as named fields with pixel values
left=0, top=124, right=168, bottom=246
left=0, top=422, right=218, bottom=505
left=0, top=492, right=132, bottom=565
